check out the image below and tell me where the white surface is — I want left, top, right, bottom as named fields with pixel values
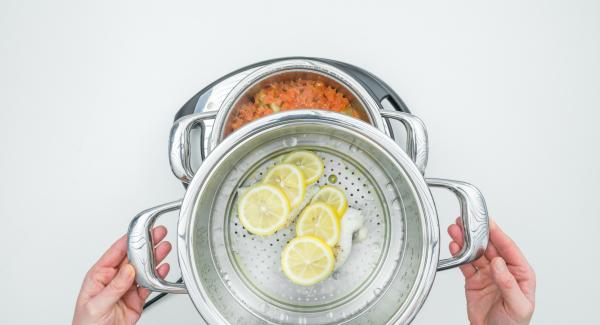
left=1, top=0, right=599, bottom=324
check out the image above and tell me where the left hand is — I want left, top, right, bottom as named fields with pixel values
left=73, top=226, right=172, bottom=325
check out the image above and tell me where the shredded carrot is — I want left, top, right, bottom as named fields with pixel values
left=227, top=79, right=364, bottom=133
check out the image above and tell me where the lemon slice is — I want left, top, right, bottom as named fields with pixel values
left=237, top=184, right=290, bottom=236
left=296, top=202, right=341, bottom=246
left=263, top=163, right=306, bottom=208
left=281, top=235, right=335, bottom=286
left=311, top=185, right=348, bottom=217
left=283, top=150, right=324, bottom=184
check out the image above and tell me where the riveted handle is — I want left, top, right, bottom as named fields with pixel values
left=427, top=178, right=489, bottom=271
left=380, top=111, right=428, bottom=174
left=169, top=111, right=217, bottom=184
left=127, top=200, right=187, bottom=293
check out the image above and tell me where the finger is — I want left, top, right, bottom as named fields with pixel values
left=491, top=257, right=533, bottom=318
left=456, top=216, right=463, bottom=228
left=80, top=266, right=118, bottom=298
left=448, top=223, right=489, bottom=269
left=157, top=263, right=170, bottom=278
left=138, top=263, right=171, bottom=300
left=154, top=241, right=172, bottom=265
left=94, top=235, right=127, bottom=269
left=489, top=220, right=536, bottom=301
left=122, top=261, right=173, bottom=312
left=122, top=283, right=144, bottom=314
left=484, top=240, right=499, bottom=260
left=89, top=263, right=136, bottom=312
left=134, top=241, right=171, bottom=300
left=448, top=224, right=464, bottom=246
left=95, top=226, right=167, bottom=269
left=151, top=226, right=168, bottom=245
left=449, top=241, right=477, bottom=278
left=131, top=241, right=171, bottom=298
left=489, top=220, right=529, bottom=268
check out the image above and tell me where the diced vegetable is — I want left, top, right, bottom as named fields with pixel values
left=228, top=79, right=364, bottom=133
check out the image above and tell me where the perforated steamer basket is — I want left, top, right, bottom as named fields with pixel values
left=128, top=110, right=489, bottom=324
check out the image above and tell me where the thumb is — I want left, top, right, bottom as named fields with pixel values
left=491, top=257, right=532, bottom=318
left=89, top=263, right=136, bottom=312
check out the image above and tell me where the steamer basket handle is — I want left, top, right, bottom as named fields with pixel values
left=169, top=112, right=218, bottom=184
left=127, top=200, right=187, bottom=293
left=380, top=111, right=428, bottom=174
left=427, top=178, right=489, bottom=271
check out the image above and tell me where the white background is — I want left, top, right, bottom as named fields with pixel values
left=1, top=0, right=599, bottom=324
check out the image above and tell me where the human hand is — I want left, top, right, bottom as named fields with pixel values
left=73, top=226, right=172, bottom=325
left=448, top=218, right=536, bottom=325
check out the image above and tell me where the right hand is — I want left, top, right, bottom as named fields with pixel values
left=448, top=218, right=536, bottom=325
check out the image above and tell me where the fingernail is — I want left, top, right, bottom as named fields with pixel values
left=493, top=258, right=506, bottom=272
left=120, top=264, right=135, bottom=278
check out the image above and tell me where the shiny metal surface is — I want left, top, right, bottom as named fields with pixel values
left=132, top=110, right=488, bottom=324
left=170, top=109, right=429, bottom=183
left=227, top=149, right=389, bottom=314
left=169, top=111, right=218, bottom=184
left=209, top=59, right=388, bottom=151
left=170, top=110, right=428, bottom=185
left=169, top=58, right=427, bottom=183
left=127, top=200, right=186, bottom=294
left=427, top=179, right=489, bottom=270
left=380, top=111, right=429, bottom=175
left=220, top=69, right=371, bottom=137
left=175, top=110, right=439, bottom=324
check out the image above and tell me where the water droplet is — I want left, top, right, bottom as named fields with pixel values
left=327, top=312, right=334, bottom=319
left=283, top=137, right=298, bottom=147
left=328, top=174, right=338, bottom=183
left=391, top=197, right=401, bottom=210
left=374, top=288, right=382, bottom=296
left=349, top=144, right=359, bottom=153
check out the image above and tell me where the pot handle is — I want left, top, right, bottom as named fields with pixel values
left=169, top=111, right=218, bottom=184
left=380, top=111, right=428, bottom=174
left=427, top=178, right=489, bottom=271
left=127, top=200, right=187, bottom=293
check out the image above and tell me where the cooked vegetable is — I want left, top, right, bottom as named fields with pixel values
left=228, top=79, right=365, bottom=133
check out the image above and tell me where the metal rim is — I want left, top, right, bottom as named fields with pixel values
left=177, top=110, right=439, bottom=324
left=207, top=59, right=388, bottom=153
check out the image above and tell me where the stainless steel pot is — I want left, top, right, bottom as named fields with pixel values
left=129, top=110, right=489, bottom=324
left=169, top=59, right=428, bottom=184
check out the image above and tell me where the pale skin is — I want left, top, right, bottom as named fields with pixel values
left=73, top=220, right=535, bottom=325
left=73, top=226, right=171, bottom=325
left=448, top=218, right=536, bottom=325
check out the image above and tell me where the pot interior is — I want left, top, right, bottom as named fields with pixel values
left=222, top=69, right=373, bottom=138
left=188, top=115, right=430, bottom=324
